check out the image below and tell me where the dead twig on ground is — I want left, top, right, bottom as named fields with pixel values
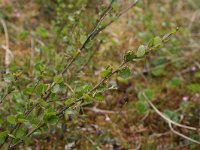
left=143, top=93, right=200, bottom=145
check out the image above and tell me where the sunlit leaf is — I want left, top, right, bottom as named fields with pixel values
left=137, top=45, right=146, bottom=57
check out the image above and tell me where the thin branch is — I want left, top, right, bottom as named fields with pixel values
left=77, top=43, right=100, bottom=72
left=43, top=0, right=116, bottom=99
left=94, top=0, right=140, bottom=36
left=8, top=123, right=45, bottom=150
left=61, top=0, right=114, bottom=75
left=118, top=0, right=139, bottom=18
left=9, top=60, right=127, bottom=149
left=57, top=61, right=126, bottom=116
left=6, top=1, right=141, bottom=148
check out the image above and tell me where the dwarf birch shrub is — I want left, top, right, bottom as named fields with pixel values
left=0, top=0, right=186, bottom=149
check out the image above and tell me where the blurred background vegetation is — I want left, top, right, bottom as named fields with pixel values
left=0, top=0, right=200, bottom=149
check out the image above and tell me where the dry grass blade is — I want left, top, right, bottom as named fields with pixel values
left=0, top=18, right=13, bottom=73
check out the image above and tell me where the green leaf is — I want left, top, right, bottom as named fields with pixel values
left=65, top=109, right=75, bottom=115
left=16, top=113, right=28, bottom=123
left=35, top=63, right=45, bottom=72
left=112, top=2, right=119, bottom=11
left=95, top=94, right=104, bottom=102
left=44, top=110, right=59, bottom=125
left=118, top=67, right=132, bottom=79
left=138, top=89, right=154, bottom=101
left=124, top=51, right=136, bottom=62
left=171, top=27, right=178, bottom=34
left=136, top=101, right=149, bottom=114
left=7, top=115, right=16, bottom=124
left=65, top=99, right=74, bottom=106
left=16, top=113, right=25, bottom=119
left=51, top=84, right=60, bottom=93
left=53, top=75, right=64, bottom=84
left=17, top=118, right=28, bottom=123
left=80, top=35, right=87, bottom=45
left=0, top=131, right=8, bottom=137
left=100, top=67, right=112, bottom=78
left=36, top=26, right=49, bottom=38
left=153, top=36, right=163, bottom=47
left=38, top=98, right=47, bottom=107
left=75, top=84, right=92, bottom=98
left=151, top=66, right=166, bottom=77
left=164, top=110, right=179, bottom=122
left=137, top=45, right=146, bottom=57
left=83, top=94, right=93, bottom=103
left=35, top=83, right=47, bottom=96
left=23, top=87, right=34, bottom=95
left=23, top=136, right=31, bottom=145
left=43, top=109, right=59, bottom=125
left=148, top=38, right=154, bottom=48
left=0, top=131, right=8, bottom=144
left=15, top=128, right=26, bottom=139
left=47, top=115, right=59, bottom=125
left=68, top=15, right=75, bottom=22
